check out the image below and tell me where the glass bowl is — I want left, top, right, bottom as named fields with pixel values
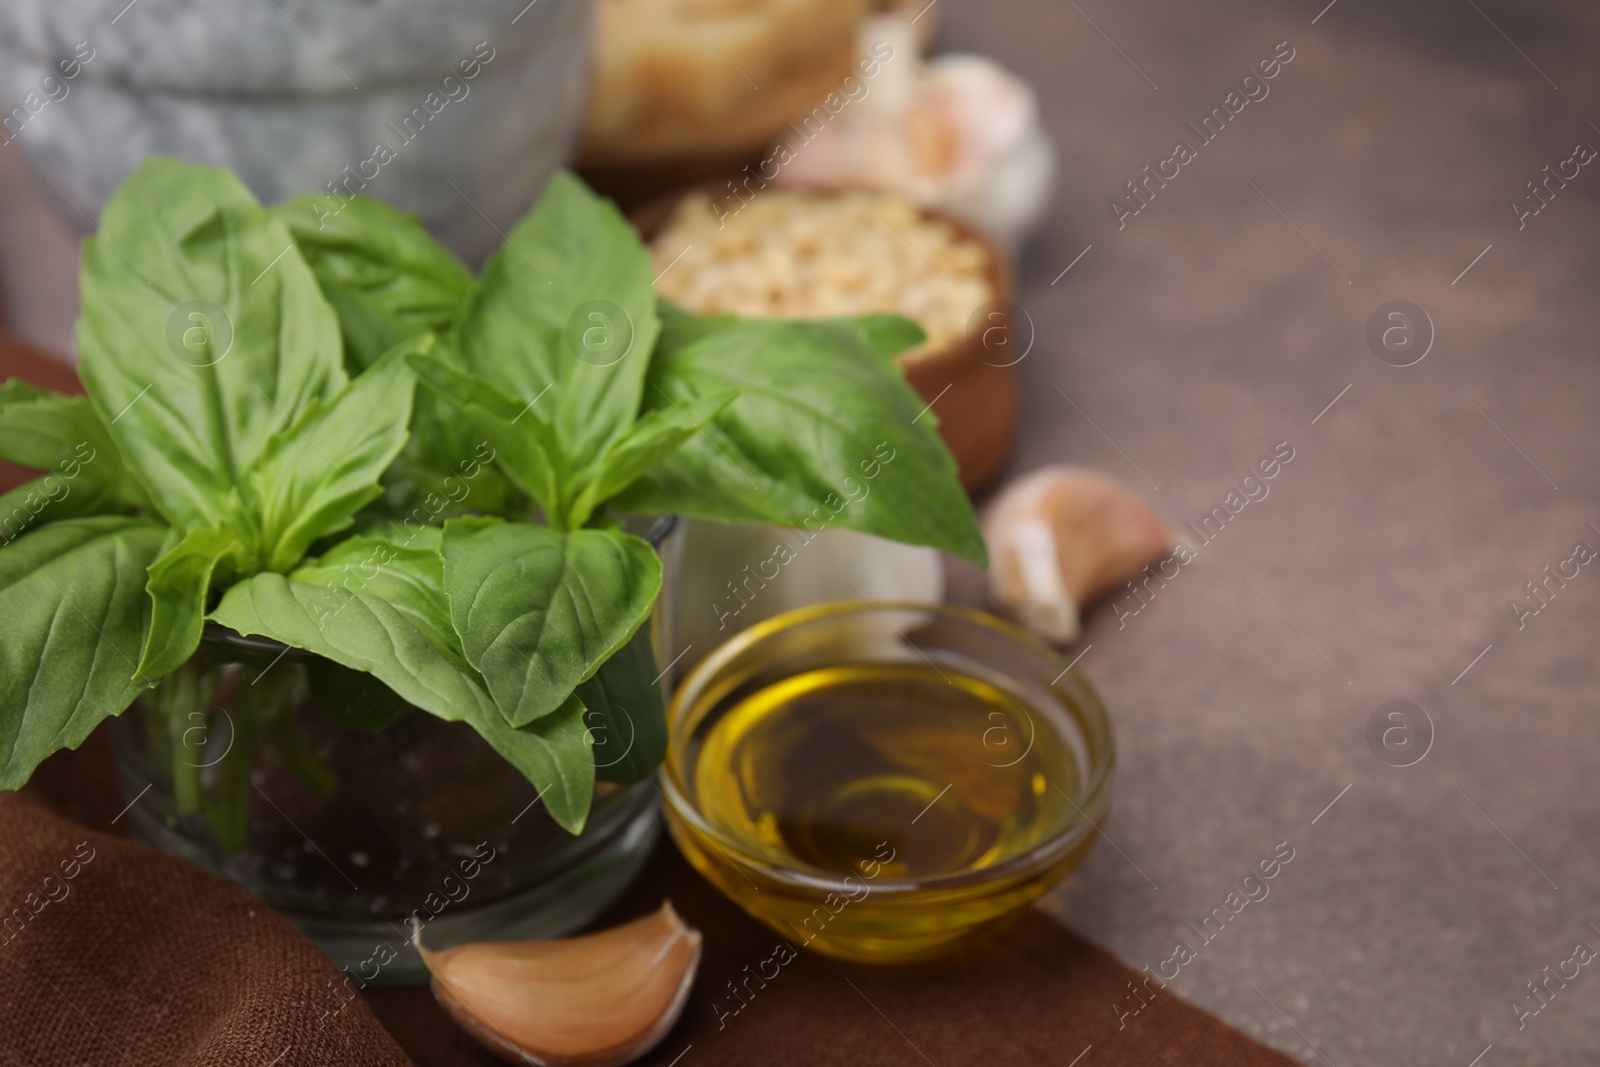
left=660, top=601, right=1114, bottom=964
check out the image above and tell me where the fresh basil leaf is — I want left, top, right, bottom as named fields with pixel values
left=564, top=390, right=736, bottom=529
left=211, top=533, right=596, bottom=831
left=242, top=344, right=416, bottom=573
left=656, top=297, right=694, bottom=326
left=441, top=517, right=662, bottom=728
left=826, top=313, right=927, bottom=362
left=76, top=156, right=345, bottom=533
left=407, top=348, right=526, bottom=422
left=212, top=536, right=495, bottom=716
left=0, top=516, right=168, bottom=789
left=287, top=529, right=461, bottom=658
left=0, top=385, right=149, bottom=508
left=135, top=527, right=246, bottom=683
left=576, top=624, right=665, bottom=785
left=369, top=447, right=519, bottom=528
left=0, top=477, right=127, bottom=541
left=467, top=693, right=595, bottom=834
left=0, top=381, right=44, bottom=405
left=457, top=171, right=659, bottom=468
left=385, top=381, right=523, bottom=527
left=408, top=351, right=564, bottom=519
left=271, top=195, right=510, bottom=527
left=274, top=195, right=475, bottom=371
left=613, top=316, right=988, bottom=565
left=273, top=187, right=517, bottom=528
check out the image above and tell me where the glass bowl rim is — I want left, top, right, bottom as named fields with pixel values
left=660, top=598, right=1116, bottom=896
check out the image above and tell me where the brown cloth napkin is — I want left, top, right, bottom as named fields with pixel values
left=375, top=840, right=1301, bottom=1067
left=10, top=736, right=412, bottom=1067
left=2, top=335, right=1297, bottom=1067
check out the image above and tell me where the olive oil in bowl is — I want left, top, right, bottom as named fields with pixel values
left=662, top=603, right=1113, bottom=964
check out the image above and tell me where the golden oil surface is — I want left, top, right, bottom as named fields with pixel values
left=688, top=663, right=1080, bottom=881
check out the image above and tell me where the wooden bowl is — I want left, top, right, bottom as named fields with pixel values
left=631, top=186, right=1018, bottom=494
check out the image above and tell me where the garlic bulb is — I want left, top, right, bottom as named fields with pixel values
left=415, top=903, right=701, bottom=1067
left=983, top=466, right=1175, bottom=643
left=775, top=15, right=1055, bottom=250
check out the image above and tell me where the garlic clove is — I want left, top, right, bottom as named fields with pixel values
left=982, top=466, right=1175, bottom=643
left=774, top=22, right=1055, bottom=249
left=415, top=902, right=701, bottom=1067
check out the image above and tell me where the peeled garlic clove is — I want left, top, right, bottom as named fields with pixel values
left=415, top=902, right=701, bottom=1067
left=983, top=466, right=1175, bottom=643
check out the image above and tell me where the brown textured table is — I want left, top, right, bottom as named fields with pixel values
left=938, top=1, right=1600, bottom=1065
left=3, top=1, right=1598, bottom=1064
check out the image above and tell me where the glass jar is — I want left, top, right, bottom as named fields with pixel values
left=110, top=517, right=680, bottom=986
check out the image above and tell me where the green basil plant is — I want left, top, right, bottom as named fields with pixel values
left=0, top=158, right=985, bottom=837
